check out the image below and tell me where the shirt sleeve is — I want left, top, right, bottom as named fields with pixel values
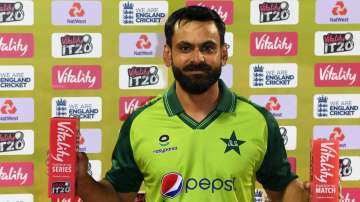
left=255, top=109, right=298, bottom=191
left=105, top=116, right=143, bottom=192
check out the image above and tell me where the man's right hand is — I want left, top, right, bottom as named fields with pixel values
left=76, top=152, right=90, bottom=180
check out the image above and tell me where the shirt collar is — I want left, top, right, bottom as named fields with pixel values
left=163, top=79, right=237, bottom=116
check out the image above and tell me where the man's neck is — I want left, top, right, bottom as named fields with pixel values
left=175, top=81, right=220, bottom=122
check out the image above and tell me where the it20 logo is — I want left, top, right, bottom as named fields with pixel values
left=51, top=181, right=71, bottom=195
left=0, top=131, right=25, bottom=153
left=61, top=34, right=93, bottom=56
left=323, top=33, right=354, bottom=54
left=259, top=2, right=290, bottom=23
left=0, top=2, right=24, bottom=23
left=127, top=66, right=159, bottom=87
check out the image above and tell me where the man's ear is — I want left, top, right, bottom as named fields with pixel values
left=163, top=44, right=172, bottom=67
left=221, top=44, right=229, bottom=66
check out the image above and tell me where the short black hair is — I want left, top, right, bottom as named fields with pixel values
left=164, top=6, right=226, bottom=47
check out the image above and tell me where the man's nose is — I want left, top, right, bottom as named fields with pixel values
left=191, top=49, right=205, bottom=64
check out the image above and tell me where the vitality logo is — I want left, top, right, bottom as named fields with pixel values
left=259, top=2, right=290, bottom=23
left=0, top=2, right=24, bottom=23
left=61, top=34, right=93, bottom=56
left=323, top=32, right=354, bottom=54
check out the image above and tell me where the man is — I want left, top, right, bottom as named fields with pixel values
left=77, top=6, right=309, bottom=202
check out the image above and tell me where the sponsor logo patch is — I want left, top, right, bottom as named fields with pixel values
left=0, top=194, right=33, bottom=202
left=313, top=125, right=360, bottom=149
left=280, top=126, right=297, bottom=150
left=52, top=1, right=102, bottom=26
left=251, top=0, right=299, bottom=25
left=119, top=65, right=168, bottom=89
left=250, top=63, right=297, bottom=88
left=119, top=96, right=154, bottom=120
left=250, top=95, right=297, bottom=119
left=314, top=94, right=360, bottom=118
left=250, top=32, right=298, bottom=56
left=339, top=156, right=360, bottom=181
left=0, top=65, right=34, bottom=90
left=315, top=31, right=360, bottom=56
left=0, top=98, right=34, bottom=123
left=51, top=97, right=102, bottom=122
left=0, top=130, right=34, bottom=155
left=119, top=1, right=168, bottom=25
left=52, top=65, right=101, bottom=89
left=79, top=129, right=102, bottom=153
left=0, top=162, right=33, bottom=186
left=52, top=33, right=102, bottom=58
left=315, top=63, right=360, bottom=86
left=341, top=188, right=360, bottom=201
left=0, top=33, right=33, bottom=58
left=119, top=33, right=164, bottom=57
left=220, top=64, right=233, bottom=88
left=0, top=1, right=33, bottom=25
left=316, top=0, right=360, bottom=24
left=88, top=160, right=101, bottom=181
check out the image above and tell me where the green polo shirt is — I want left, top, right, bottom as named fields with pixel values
left=105, top=80, right=296, bottom=202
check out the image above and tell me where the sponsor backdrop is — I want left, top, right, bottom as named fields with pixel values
left=0, top=0, right=359, bottom=201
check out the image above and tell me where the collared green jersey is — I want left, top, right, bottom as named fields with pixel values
left=105, top=80, right=296, bottom=202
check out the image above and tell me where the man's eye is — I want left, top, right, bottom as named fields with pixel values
left=202, top=45, right=216, bottom=53
left=179, top=46, right=191, bottom=52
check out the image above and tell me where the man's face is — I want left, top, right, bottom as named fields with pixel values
left=163, top=20, right=228, bottom=94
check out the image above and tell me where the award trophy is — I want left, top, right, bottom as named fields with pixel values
left=48, top=117, right=80, bottom=202
left=310, top=139, right=339, bottom=202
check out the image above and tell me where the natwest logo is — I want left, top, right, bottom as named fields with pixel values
left=161, top=172, right=236, bottom=199
left=69, top=2, right=85, bottom=17
left=186, top=1, right=233, bottom=24
left=0, top=98, right=34, bottom=123
left=265, top=96, right=281, bottom=111
left=329, top=127, right=345, bottom=141
left=250, top=32, right=298, bottom=56
left=0, top=162, right=33, bottom=186
left=119, top=33, right=164, bottom=58
left=250, top=95, right=297, bottom=119
left=52, top=65, right=101, bottom=89
left=332, top=1, right=347, bottom=16
left=315, top=63, right=360, bottom=86
left=0, top=99, right=17, bottom=114
left=119, top=96, right=154, bottom=120
left=52, top=1, right=101, bottom=26
left=0, top=33, right=33, bottom=58
left=136, top=34, right=151, bottom=49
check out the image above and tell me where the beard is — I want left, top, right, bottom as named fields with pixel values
left=172, top=61, right=221, bottom=94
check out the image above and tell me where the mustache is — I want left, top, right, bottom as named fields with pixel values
left=183, top=63, right=212, bottom=72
